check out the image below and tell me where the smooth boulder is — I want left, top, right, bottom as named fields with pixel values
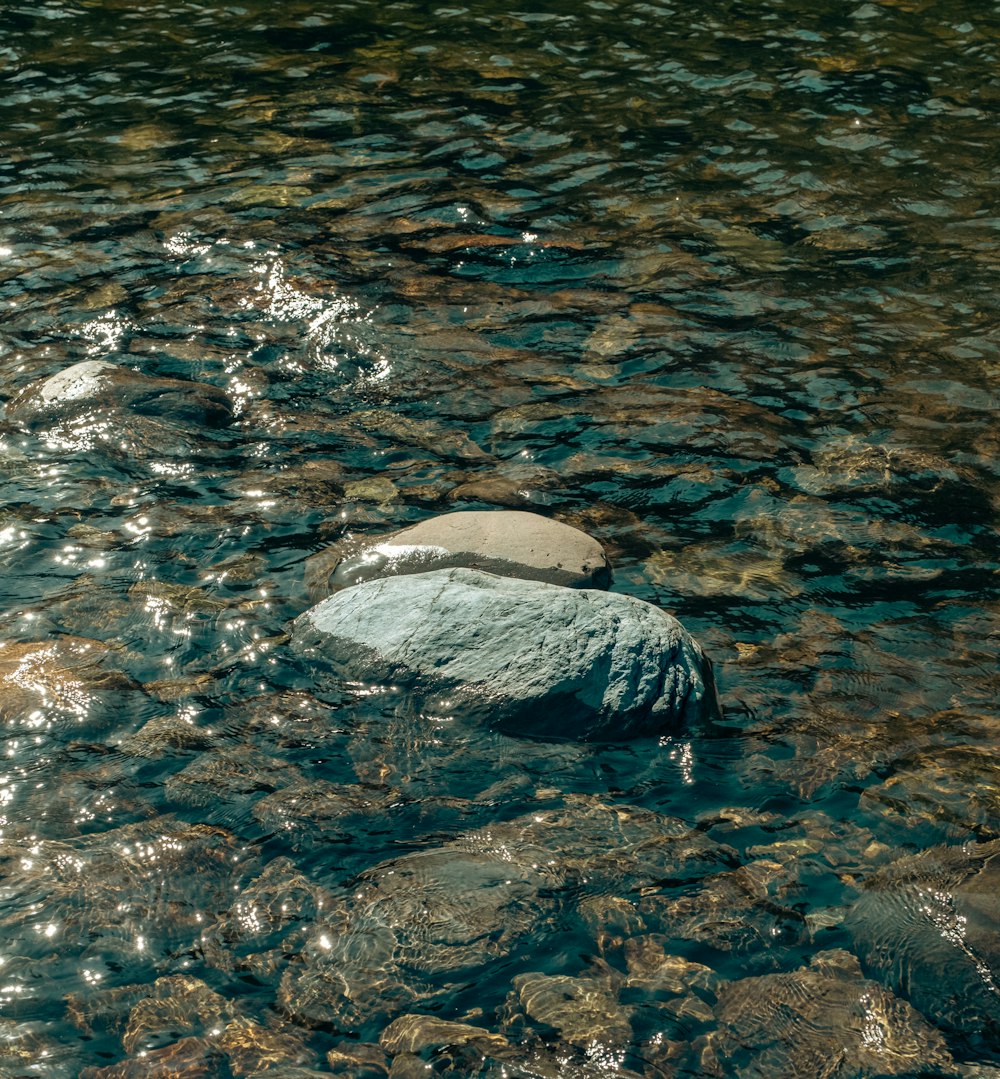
left=305, top=509, right=612, bottom=599
left=292, top=567, right=718, bottom=740
left=846, top=840, right=1000, bottom=1039
left=6, top=360, right=233, bottom=429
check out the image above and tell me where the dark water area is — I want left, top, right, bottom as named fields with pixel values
left=0, top=0, right=999, bottom=1074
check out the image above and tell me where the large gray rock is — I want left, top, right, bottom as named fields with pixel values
left=292, top=567, right=718, bottom=740
left=305, top=509, right=612, bottom=600
left=6, top=360, right=233, bottom=429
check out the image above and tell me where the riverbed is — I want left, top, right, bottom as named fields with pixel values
left=0, top=0, right=998, bottom=1074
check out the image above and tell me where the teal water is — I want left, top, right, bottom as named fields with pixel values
left=0, top=0, right=998, bottom=1074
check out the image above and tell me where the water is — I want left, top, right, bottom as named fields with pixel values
left=0, top=0, right=998, bottom=1073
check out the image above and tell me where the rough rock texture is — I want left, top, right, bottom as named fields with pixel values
left=305, top=509, right=612, bottom=600
left=292, top=567, right=718, bottom=739
left=379, top=1015, right=507, bottom=1056
left=6, top=360, right=233, bottom=429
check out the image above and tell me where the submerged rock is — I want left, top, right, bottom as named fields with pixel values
left=305, top=509, right=612, bottom=599
left=699, top=950, right=953, bottom=1078
left=0, top=636, right=137, bottom=734
left=510, top=970, right=632, bottom=1051
left=7, top=360, right=234, bottom=429
left=292, top=567, right=718, bottom=740
left=846, top=839, right=1000, bottom=1039
left=278, top=844, right=559, bottom=1032
left=0, top=818, right=250, bottom=1024
left=379, top=1014, right=508, bottom=1056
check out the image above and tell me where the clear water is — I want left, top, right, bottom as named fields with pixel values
left=0, top=0, right=998, bottom=1074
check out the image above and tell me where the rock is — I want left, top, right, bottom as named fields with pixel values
left=164, top=746, right=301, bottom=808
left=344, top=476, right=399, bottom=504
left=292, top=567, right=718, bottom=740
left=699, top=950, right=954, bottom=1077
left=6, top=360, right=233, bottom=429
left=845, top=839, right=1000, bottom=1038
left=278, top=844, right=559, bottom=1031
left=122, top=975, right=235, bottom=1055
left=0, top=1020, right=79, bottom=1076
left=638, top=860, right=808, bottom=956
left=219, top=1016, right=318, bottom=1074
left=306, top=509, right=612, bottom=598
left=624, top=937, right=719, bottom=998
left=327, top=1041, right=390, bottom=1076
left=446, top=473, right=550, bottom=508
left=511, top=971, right=632, bottom=1051
left=379, top=1014, right=507, bottom=1056
left=460, top=796, right=736, bottom=893
left=0, top=819, right=248, bottom=975
left=78, top=1034, right=221, bottom=1078
left=0, top=636, right=137, bottom=733
left=199, top=856, right=331, bottom=975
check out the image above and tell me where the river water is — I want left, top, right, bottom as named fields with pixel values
left=1, top=0, right=998, bottom=1075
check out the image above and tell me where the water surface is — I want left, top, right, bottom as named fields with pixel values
left=1, top=0, right=998, bottom=1074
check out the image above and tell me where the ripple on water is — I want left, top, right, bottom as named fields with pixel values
left=0, top=0, right=998, bottom=1072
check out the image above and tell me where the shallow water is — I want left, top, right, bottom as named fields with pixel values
left=1, top=0, right=998, bottom=1074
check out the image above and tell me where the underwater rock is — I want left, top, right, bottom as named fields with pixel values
left=164, top=746, right=301, bottom=809
left=379, top=1014, right=508, bottom=1056
left=71, top=977, right=318, bottom=1079
left=511, top=970, right=632, bottom=1051
left=698, top=949, right=953, bottom=1077
left=0, top=818, right=249, bottom=979
left=637, top=860, right=809, bottom=956
left=6, top=359, right=233, bottom=429
left=0, top=636, right=137, bottom=734
left=845, top=839, right=1000, bottom=1039
left=327, top=1041, right=390, bottom=1076
left=292, top=567, right=718, bottom=740
left=78, top=1034, right=221, bottom=1078
left=460, top=795, right=737, bottom=893
left=305, top=509, right=612, bottom=599
left=199, top=856, right=332, bottom=976
left=624, top=936, right=719, bottom=999
left=446, top=471, right=551, bottom=508
left=121, top=974, right=236, bottom=1055
left=219, top=1015, right=319, bottom=1074
left=278, top=844, right=559, bottom=1032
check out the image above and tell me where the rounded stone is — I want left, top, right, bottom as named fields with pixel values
left=291, top=566, right=718, bottom=740
left=306, top=509, right=612, bottom=598
left=6, top=360, right=233, bottom=429
left=845, top=840, right=1000, bottom=1038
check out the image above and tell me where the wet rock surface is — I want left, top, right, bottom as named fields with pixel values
left=293, top=566, right=718, bottom=739
left=699, top=949, right=954, bottom=1078
left=306, top=508, right=613, bottom=599
left=6, top=360, right=234, bottom=430
left=846, top=840, right=1000, bottom=1039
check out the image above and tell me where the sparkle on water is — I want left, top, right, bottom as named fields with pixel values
left=0, top=0, right=998, bottom=1074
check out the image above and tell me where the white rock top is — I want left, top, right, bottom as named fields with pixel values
left=37, top=360, right=117, bottom=404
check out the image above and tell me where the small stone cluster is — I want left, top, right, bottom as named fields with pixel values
left=296, top=509, right=720, bottom=740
